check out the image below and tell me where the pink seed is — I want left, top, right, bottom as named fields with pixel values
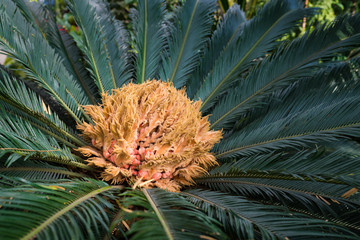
left=110, top=155, right=116, bottom=163
left=136, top=155, right=141, bottom=161
left=132, top=159, right=141, bottom=166
left=133, top=149, right=139, bottom=155
left=103, top=151, right=110, bottom=159
left=151, top=172, right=162, bottom=181
left=132, top=170, right=138, bottom=176
left=108, top=148, right=113, bottom=154
left=123, top=164, right=129, bottom=169
left=130, top=165, right=136, bottom=170
left=145, top=150, right=153, bottom=158
left=162, top=172, right=172, bottom=179
left=138, top=170, right=149, bottom=178
left=139, top=147, right=146, bottom=155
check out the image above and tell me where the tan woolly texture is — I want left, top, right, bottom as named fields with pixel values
left=77, top=80, right=222, bottom=192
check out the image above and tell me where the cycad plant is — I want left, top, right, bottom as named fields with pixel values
left=1, top=0, right=360, bottom=239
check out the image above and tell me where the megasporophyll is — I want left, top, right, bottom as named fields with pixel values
left=77, top=80, right=222, bottom=192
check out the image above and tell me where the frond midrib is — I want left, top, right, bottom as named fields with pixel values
left=209, top=35, right=359, bottom=129
left=58, top=31, right=97, bottom=104
left=71, top=2, right=105, bottom=94
left=199, top=8, right=296, bottom=110
left=169, top=0, right=199, bottom=84
left=0, top=36, right=83, bottom=124
left=3, top=149, right=94, bottom=171
left=20, top=185, right=123, bottom=240
left=182, top=191, right=281, bottom=238
left=0, top=167, right=85, bottom=177
left=198, top=171, right=350, bottom=185
left=0, top=95, right=86, bottom=146
left=139, top=0, right=148, bottom=84
left=199, top=178, right=354, bottom=202
left=142, top=189, right=174, bottom=240
left=216, top=121, right=360, bottom=158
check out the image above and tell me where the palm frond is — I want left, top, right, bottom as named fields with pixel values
left=11, top=0, right=99, bottom=104
left=196, top=174, right=360, bottom=233
left=121, top=189, right=226, bottom=240
left=0, top=113, right=91, bottom=170
left=209, top=15, right=360, bottom=130
left=198, top=147, right=360, bottom=230
left=187, top=3, right=246, bottom=98
left=0, top=159, right=85, bottom=180
left=68, top=0, right=130, bottom=93
left=212, top=143, right=360, bottom=179
left=159, top=0, right=216, bottom=88
left=0, top=68, right=86, bottom=147
left=184, top=189, right=360, bottom=239
left=91, top=0, right=132, bottom=87
left=194, top=0, right=313, bottom=112
left=131, top=0, right=166, bottom=83
left=0, top=178, right=123, bottom=240
left=214, top=60, right=360, bottom=159
left=0, top=0, right=89, bottom=123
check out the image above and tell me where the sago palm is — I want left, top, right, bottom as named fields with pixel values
left=0, top=0, right=360, bottom=239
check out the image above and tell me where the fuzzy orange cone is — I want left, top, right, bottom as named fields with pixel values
left=77, top=80, right=222, bottom=192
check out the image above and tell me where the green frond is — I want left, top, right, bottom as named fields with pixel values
left=10, top=0, right=98, bottom=104
left=0, top=178, right=123, bottom=240
left=198, top=147, right=360, bottom=230
left=212, top=144, right=360, bottom=180
left=68, top=0, right=131, bottom=93
left=184, top=189, right=360, bottom=239
left=0, top=0, right=89, bottom=123
left=0, top=160, right=86, bottom=180
left=214, top=60, right=360, bottom=159
left=91, top=0, right=132, bottom=87
left=132, top=0, right=166, bottom=83
left=187, top=3, right=246, bottom=98
left=209, top=15, right=360, bottom=130
left=195, top=0, right=313, bottom=112
left=121, top=189, right=226, bottom=240
left=0, top=68, right=86, bottom=147
left=0, top=113, right=91, bottom=170
left=198, top=172, right=360, bottom=205
left=159, top=0, right=217, bottom=88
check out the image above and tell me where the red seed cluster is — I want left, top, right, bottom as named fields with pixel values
left=96, top=126, right=174, bottom=182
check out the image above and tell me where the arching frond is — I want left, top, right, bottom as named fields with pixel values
left=0, top=178, right=123, bottom=240
left=0, top=0, right=89, bottom=123
left=209, top=16, right=360, bottom=130
left=91, top=0, right=132, bottom=87
left=0, top=113, right=91, bottom=170
left=131, top=0, right=166, bottom=83
left=0, top=68, right=86, bottom=147
left=12, top=0, right=98, bottom=104
left=187, top=3, right=246, bottom=99
left=68, top=0, right=131, bottom=93
left=198, top=147, right=360, bottom=232
left=159, top=0, right=217, bottom=88
left=121, top=189, right=226, bottom=240
left=184, top=189, right=360, bottom=239
left=195, top=0, right=313, bottom=112
left=215, top=60, right=360, bottom=159
left=212, top=143, right=360, bottom=179
left=0, top=159, right=86, bottom=180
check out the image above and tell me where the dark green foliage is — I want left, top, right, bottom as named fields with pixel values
left=121, top=189, right=226, bottom=239
left=0, top=0, right=360, bottom=239
left=0, top=178, right=122, bottom=240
